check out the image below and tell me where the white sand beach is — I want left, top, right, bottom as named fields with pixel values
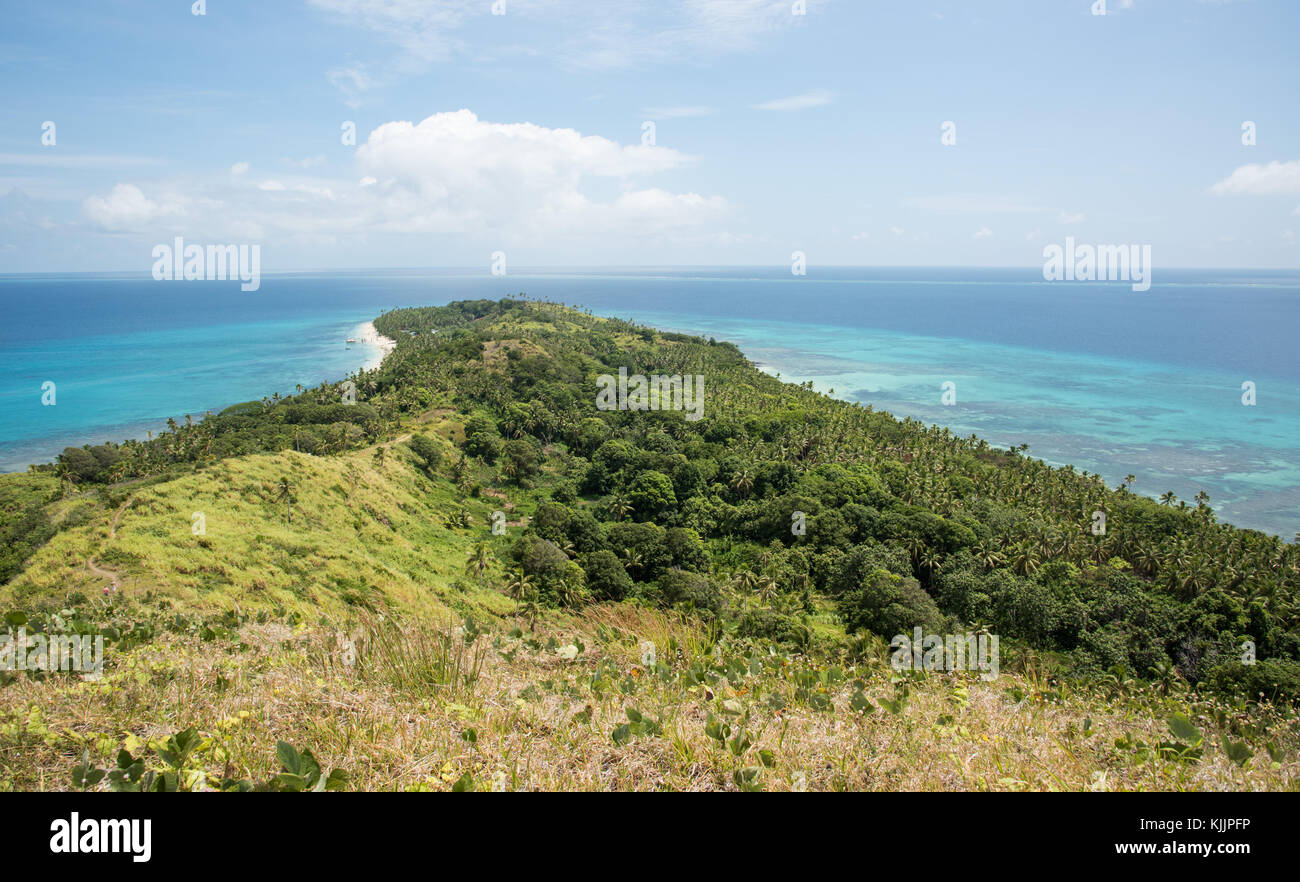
left=354, top=321, right=397, bottom=370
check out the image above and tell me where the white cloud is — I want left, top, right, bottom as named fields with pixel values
left=231, top=162, right=250, bottom=176
left=752, top=90, right=833, bottom=111
left=1058, top=210, right=1086, bottom=224
left=327, top=65, right=381, bottom=110
left=973, top=226, right=993, bottom=239
left=308, top=0, right=819, bottom=102
left=1210, top=159, right=1300, bottom=196
left=77, top=110, right=726, bottom=244
left=851, top=231, right=869, bottom=241
left=904, top=194, right=1043, bottom=214
left=81, top=183, right=180, bottom=231
left=354, top=110, right=719, bottom=234
left=0, top=152, right=159, bottom=169
left=642, top=105, right=714, bottom=119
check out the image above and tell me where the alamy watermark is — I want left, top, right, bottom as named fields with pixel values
left=1042, top=236, right=1152, bottom=292
left=596, top=367, right=704, bottom=421
left=1, top=630, right=103, bottom=680
left=152, top=237, right=261, bottom=292
left=890, top=627, right=999, bottom=681
left=50, top=813, right=150, bottom=862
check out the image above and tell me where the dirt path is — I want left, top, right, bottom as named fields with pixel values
left=85, top=557, right=121, bottom=592
left=86, top=497, right=131, bottom=593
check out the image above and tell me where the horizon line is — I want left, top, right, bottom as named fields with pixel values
left=4, top=264, right=1300, bottom=278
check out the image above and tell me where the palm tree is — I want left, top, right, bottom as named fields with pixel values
left=54, top=460, right=77, bottom=497
left=464, top=542, right=494, bottom=584
left=918, top=548, right=943, bottom=584
left=729, top=467, right=755, bottom=497
left=973, top=538, right=1004, bottom=571
left=556, top=579, right=585, bottom=608
left=754, top=573, right=779, bottom=605
left=274, top=476, right=293, bottom=524
left=1159, top=491, right=1178, bottom=507
left=1150, top=658, right=1182, bottom=695
left=505, top=568, right=534, bottom=604
left=1010, top=541, right=1041, bottom=577
left=505, top=568, right=539, bottom=629
left=620, top=547, right=645, bottom=579
left=608, top=495, right=634, bottom=522
left=728, top=569, right=759, bottom=593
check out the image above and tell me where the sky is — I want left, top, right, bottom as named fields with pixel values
left=0, top=0, right=1297, bottom=272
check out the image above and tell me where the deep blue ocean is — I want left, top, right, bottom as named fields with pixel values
left=2, top=267, right=1296, bottom=538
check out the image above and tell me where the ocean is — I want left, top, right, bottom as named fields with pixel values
left=1, top=267, right=1296, bottom=538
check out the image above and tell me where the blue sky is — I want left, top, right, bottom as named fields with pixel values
left=1, top=0, right=1297, bottom=272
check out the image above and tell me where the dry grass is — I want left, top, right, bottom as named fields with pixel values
left=3, top=603, right=1296, bottom=791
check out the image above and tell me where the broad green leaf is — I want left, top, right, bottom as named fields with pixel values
left=1221, top=737, right=1252, bottom=767
left=276, top=740, right=302, bottom=775
left=1167, top=713, right=1201, bottom=744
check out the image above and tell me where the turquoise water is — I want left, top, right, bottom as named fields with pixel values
left=617, top=309, right=1300, bottom=538
left=1, top=268, right=1297, bottom=538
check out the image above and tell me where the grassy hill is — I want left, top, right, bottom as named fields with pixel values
left=1, top=298, right=1297, bottom=791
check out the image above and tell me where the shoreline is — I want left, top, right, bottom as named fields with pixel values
left=354, top=320, right=397, bottom=370
left=1, top=319, right=400, bottom=475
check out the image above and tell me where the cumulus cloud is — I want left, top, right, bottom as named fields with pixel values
left=1210, top=159, right=1300, bottom=196
left=81, top=183, right=180, bottom=231
left=353, top=109, right=722, bottom=234
left=77, top=110, right=727, bottom=244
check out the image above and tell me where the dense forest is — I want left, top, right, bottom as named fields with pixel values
left=371, top=299, right=1300, bottom=702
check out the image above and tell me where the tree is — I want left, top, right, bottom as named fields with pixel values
left=580, top=549, right=633, bottom=601
left=463, top=415, right=502, bottom=463
left=274, top=477, right=294, bottom=524
left=729, top=467, right=756, bottom=497
left=505, top=568, right=534, bottom=604
left=607, top=495, right=634, bottom=522
left=465, top=541, right=494, bottom=584
left=408, top=433, right=442, bottom=474
left=501, top=439, right=540, bottom=486
left=840, top=568, right=944, bottom=638
left=628, top=470, right=677, bottom=518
